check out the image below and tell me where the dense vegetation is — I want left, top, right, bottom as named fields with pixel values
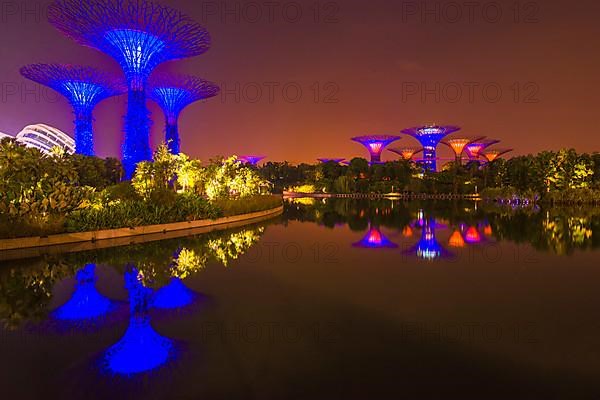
left=259, top=149, right=600, bottom=204
left=0, top=139, right=277, bottom=238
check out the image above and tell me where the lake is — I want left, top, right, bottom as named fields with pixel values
left=1, top=198, right=599, bottom=399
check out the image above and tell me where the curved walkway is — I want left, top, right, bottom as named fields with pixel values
left=0, top=205, right=283, bottom=261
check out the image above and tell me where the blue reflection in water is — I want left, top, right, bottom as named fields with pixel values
left=53, top=264, right=113, bottom=321
left=405, top=218, right=451, bottom=261
left=153, top=277, right=195, bottom=310
left=104, top=268, right=174, bottom=375
left=352, top=224, right=398, bottom=249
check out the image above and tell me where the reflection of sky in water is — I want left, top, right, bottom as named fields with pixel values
left=53, top=264, right=113, bottom=321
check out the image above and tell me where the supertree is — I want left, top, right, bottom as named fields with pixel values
left=465, top=139, right=500, bottom=162
left=48, top=0, right=211, bottom=177
left=482, top=148, right=513, bottom=163
left=239, top=155, right=266, bottom=166
left=442, top=135, right=485, bottom=165
left=352, top=223, right=398, bottom=249
left=351, top=135, right=401, bottom=164
left=401, top=125, right=461, bottom=172
left=388, top=146, right=423, bottom=161
left=149, top=73, right=219, bottom=154
left=20, top=64, right=125, bottom=156
left=317, top=158, right=346, bottom=164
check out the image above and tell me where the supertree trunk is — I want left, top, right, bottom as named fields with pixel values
left=165, top=115, right=180, bottom=154
left=122, top=88, right=152, bottom=179
left=74, top=110, right=94, bottom=156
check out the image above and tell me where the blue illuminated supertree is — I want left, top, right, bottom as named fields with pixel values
left=351, top=135, right=401, bottom=164
left=404, top=217, right=451, bottom=261
left=401, top=125, right=461, bottom=171
left=149, top=73, right=219, bottom=154
left=49, top=0, right=211, bottom=177
left=20, top=64, right=125, bottom=156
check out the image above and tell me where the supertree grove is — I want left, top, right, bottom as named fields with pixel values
left=401, top=125, right=461, bottom=172
left=20, top=64, right=125, bottom=156
left=149, top=73, right=219, bottom=154
left=48, top=0, right=211, bottom=177
left=465, top=139, right=500, bottom=162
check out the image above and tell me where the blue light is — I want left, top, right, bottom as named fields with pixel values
left=53, top=264, right=113, bottom=321
left=415, top=219, right=444, bottom=260
left=104, top=315, right=173, bottom=375
left=152, top=277, right=195, bottom=309
left=352, top=225, right=398, bottom=249
left=104, top=29, right=166, bottom=86
left=122, top=89, right=152, bottom=179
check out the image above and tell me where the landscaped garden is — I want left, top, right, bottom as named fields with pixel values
left=0, top=139, right=280, bottom=239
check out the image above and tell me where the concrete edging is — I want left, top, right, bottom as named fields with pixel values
left=0, top=205, right=284, bottom=252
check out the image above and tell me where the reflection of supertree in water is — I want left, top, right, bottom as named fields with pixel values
left=53, top=264, right=113, bottom=321
left=104, top=268, right=174, bottom=375
left=352, top=223, right=398, bottom=249
left=351, top=135, right=401, bottom=164
left=149, top=73, right=219, bottom=154
left=20, top=64, right=125, bottom=156
left=153, top=248, right=206, bottom=309
left=402, top=125, right=461, bottom=171
left=405, top=217, right=450, bottom=261
left=49, top=0, right=211, bottom=177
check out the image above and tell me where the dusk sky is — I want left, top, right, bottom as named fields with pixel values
left=1, top=0, right=598, bottom=163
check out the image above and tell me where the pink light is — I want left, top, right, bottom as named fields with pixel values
left=464, top=227, right=482, bottom=244
left=369, top=143, right=383, bottom=154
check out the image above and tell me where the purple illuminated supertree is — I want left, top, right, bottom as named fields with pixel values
left=48, top=0, right=211, bottom=177
left=317, top=158, right=346, bottom=164
left=239, top=155, right=266, bottom=166
left=149, top=73, right=219, bottom=154
left=351, top=135, right=401, bottom=164
left=20, top=64, right=125, bottom=156
left=401, top=124, right=461, bottom=171
left=465, top=139, right=500, bottom=162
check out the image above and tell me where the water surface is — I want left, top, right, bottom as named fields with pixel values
left=1, top=199, right=599, bottom=399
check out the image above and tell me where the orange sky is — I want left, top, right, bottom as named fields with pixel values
left=0, top=0, right=598, bottom=163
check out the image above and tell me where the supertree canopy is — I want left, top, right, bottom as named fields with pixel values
left=20, top=64, right=124, bottom=156
left=239, top=155, right=266, bottom=166
left=482, top=148, right=513, bottom=162
left=388, top=146, right=423, bottom=161
left=465, top=139, right=500, bottom=161
left=48, top=0, right=211, bottom=177
left=351, top=135, right=401, bottom=164
left=401, top=125, right=461, bottom=172
left=442, top=135, right=485, bottom=164
left=149, top=73, right=219, bottom=154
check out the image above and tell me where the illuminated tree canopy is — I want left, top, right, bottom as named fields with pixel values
left=149, top=73, right=219, bottom=154
left=20, top=64, right=125, bottom=156
left=351, top=135, right=401, bottom=164
left=401, top=125, right=461, bottom=172
left=388, top=146, right=423, bottom=161
left=465, top=139, right=500, bottom=161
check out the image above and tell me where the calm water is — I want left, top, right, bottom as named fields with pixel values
left=1, top=199, right=600, bottom=399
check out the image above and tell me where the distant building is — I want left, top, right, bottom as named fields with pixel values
left=10, top=124, right=75, bottom=155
